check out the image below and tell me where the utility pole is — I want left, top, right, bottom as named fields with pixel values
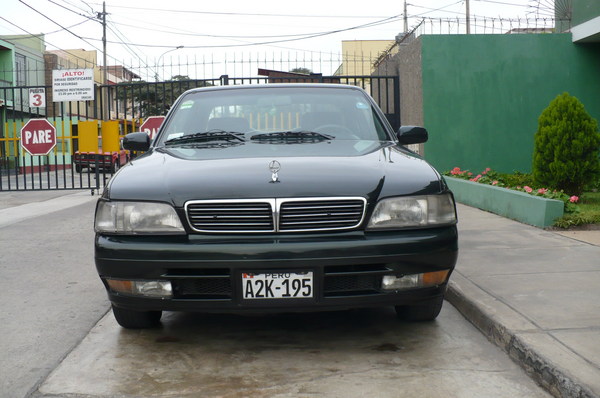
left=466, top=0, right=471, bottom=34
left=97, top=1, right=108, bottom=119
left=96, top=2, right=108, bottom=83
left=102, top=1, right=107, bottom=85
left=403, top=0, right=408, bottom=33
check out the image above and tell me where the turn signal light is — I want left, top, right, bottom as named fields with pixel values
left=423, top=270, right=450, bottom=286
left=107, top=279, right=133, bottom=293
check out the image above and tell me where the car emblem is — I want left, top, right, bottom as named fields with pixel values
left=269, top=160, right=281, bottom=183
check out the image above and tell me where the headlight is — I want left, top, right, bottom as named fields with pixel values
left=367, top=194, right=456, bottom=230
left=95, top=201, right=185, bottom=234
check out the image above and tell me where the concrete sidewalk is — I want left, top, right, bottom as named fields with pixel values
left=448, top=204, right=600, bottom=398
left=0, top=190, right=97, bottom=228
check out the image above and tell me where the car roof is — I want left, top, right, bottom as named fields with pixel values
left=183, top=83, right=365, bottom=95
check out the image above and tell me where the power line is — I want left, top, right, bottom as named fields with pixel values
left=7, top=2, right=140, bottom=72
left=49, top=0, right=95, bottom=15
left=77, top=14, right=404, bottom=49
left=407, top=1, right=464, bottom=16
left=475, top=0, right=531, bottom=7
left=18, top=0, right=103, bottom=54
left=106, top=16, right=386, bottom=40
left=78, top=0, right=96, bottom=13
left=0, top=15, right=97, bottom=68
left=46, top=0, right=97, bottom=20
left=105, top=18, right=154, bottom=75
left=45, top=19, right=93, bottom=35
left=87, top=3, right=391, bottom=19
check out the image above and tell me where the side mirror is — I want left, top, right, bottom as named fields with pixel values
left=396, top=126, right=428, bottom=145
left=123, top=132, right=151, bottom=152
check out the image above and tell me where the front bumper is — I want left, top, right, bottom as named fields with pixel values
left=95, top=227, right=458, bottom=313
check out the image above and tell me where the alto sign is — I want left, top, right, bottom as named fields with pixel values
left=21, top=118, right=57, bottom=155
left=139, top=116, right=165, bottom=139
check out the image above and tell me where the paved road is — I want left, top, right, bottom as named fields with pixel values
left=1, top=191, right=550, bottom=398
left=0, top=193, right=109, bottom=398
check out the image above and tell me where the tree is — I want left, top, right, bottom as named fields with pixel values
left=290, top=67, right=312, bottom=75
left=113, top=75, right=212, bottom=118
left=532, top=92, right=600, bottom=195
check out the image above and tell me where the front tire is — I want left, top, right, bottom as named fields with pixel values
left=395, top=296, right=444, bottom=322
left=111, top=305, right=162, bottom=329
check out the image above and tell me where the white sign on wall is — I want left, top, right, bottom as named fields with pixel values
left=52, top=69, right=95, bottom=102
left=29, top=88, right=46, bottom=108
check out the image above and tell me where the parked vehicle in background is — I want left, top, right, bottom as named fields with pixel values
left=73, top=149, right=128, bottom=173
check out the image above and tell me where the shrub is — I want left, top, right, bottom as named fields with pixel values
left=532, top=92, right=600, bottom=196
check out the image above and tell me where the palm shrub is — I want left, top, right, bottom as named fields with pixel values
left=532, top=92, right=600, bottom=196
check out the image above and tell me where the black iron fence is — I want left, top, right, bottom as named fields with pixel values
left=0, top=75, right=399, bottom=192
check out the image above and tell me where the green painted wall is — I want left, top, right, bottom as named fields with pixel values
left=421, top=34, right=600, bottom=174
left=572, top=0, right=600, bottom=26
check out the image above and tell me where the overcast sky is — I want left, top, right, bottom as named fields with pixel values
left=1, top=0, right=555, bottom=78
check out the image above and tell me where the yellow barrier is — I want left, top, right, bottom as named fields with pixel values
left=101, top=120, right=120, bottom=152
left=78, top=121, right=99, bottom=152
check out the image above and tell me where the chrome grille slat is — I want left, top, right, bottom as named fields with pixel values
left=185, top=197, right=366, bottom=233
left=283, top=212, right=361, bottom=218
left=279, top=199, right=365, bottom=231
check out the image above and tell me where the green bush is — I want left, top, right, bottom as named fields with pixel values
left=532, top=92, right=600, bottom=196
left=497, top=171, right=535, bottom=188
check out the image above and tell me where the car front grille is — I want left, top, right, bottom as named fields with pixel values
left=186, top=201, right=275, bottom=232
left=167, top=269, right=233, bottom=299
left=185, top=197, right=366, bottom=233
left=323, top=264, right=389, bottom=297
left=279, top=199, right=366, bottom=231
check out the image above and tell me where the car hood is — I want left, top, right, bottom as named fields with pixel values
left=106, top=142, right=442, bottom=207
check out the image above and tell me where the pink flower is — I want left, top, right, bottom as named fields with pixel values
left=451, top=167, right=461, bottom=175
left=524, top=186, right=533, bottom=193
left=468, top=172, right=473, bottom=176
left=492, top=181, right=498, bottom=186
left=516, top=186, right=521, bottom=190
left=482, top=167, right=491, bottom=175
left=570, top=196, right=579, bottom=203
left=538, top=188, right=548, bottom=194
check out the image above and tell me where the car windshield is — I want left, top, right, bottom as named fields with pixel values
left=156, top=86, right=390, bottom=146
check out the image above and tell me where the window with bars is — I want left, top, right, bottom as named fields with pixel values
left=15, top=54, right=26, bottom=86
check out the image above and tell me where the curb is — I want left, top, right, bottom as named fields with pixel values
left=446, top=274, right=598, bottom=398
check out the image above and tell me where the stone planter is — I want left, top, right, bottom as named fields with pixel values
left=445, top=177, right=564, bottom=228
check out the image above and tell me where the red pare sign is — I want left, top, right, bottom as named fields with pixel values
left=21, top=118, right=57, bottom=155
left=139, top=116, right=165, bottom=139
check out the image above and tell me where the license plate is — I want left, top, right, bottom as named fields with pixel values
left=242, top=272, right=313, bottom=299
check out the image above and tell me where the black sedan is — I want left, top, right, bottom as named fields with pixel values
left=94, top=84, right=458, bottom=328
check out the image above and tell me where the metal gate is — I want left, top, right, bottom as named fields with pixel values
left=0, top=75, right=399, bottom=192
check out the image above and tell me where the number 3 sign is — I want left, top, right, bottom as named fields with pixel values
left=29, top=88, right=46, bottom=108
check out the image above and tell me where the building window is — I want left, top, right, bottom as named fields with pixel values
left=15, top=53, right=26, bottom=86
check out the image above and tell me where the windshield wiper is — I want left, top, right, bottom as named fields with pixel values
left=250, top=131, right=334, bottom=143
left=164, top=130, right=246, bottom=145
